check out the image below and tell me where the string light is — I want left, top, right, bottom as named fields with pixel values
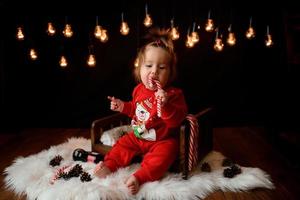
left=205, top=10, right=214, bottom=32
left=47, top=22, right=56, bottom=36
left=185, top=28, right=194, bottom=48
left=143, top=4, right=153, bottom=27
left=63, top=24, right=73, bottom=38
left=59, top=55, right=68, bottom=68
left=63, top=17, right=73, bottom=38
left=87, top=45, right=96, bottom=67
left=120, top=13, right=130, bottom=36
left=100, top=29, right=109, bottom=42
left=170, top=19, right=180, bottom=40
left=29, top=48, right=38, bottom=60
left=226, top=24, right=236, bottom=46
left=16, top=27, right=25, bottom=40
left=191, top=22, right=199, bottom=44
left=214, top=28, right=224, bottom=52
left=94, top=16, right=102, bottom=39
left=134, top=57, right=139, bottom=67
left=246, top=17, right=255, bottom=39
left=265, top=25, right=274, bottom=47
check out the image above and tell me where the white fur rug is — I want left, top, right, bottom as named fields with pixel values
left=4, top=137, right=274, bottom=200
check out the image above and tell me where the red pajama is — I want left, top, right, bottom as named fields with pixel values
left=104, top=83, right=187, bottom=184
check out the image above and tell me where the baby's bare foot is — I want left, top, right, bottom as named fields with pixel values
left=124, top=175, right=139, bottom=195
left=94, top=161, right=111, bottom=178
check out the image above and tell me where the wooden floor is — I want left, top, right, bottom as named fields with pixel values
left=0, top=127, right=299, bottom=200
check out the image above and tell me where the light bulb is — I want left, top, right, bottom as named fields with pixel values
left=227, top=32, right=236, bottom=46
left=191, top=31, right=199, bottom=43
left=63, top=24, right=73, bottom=38
left=29, top=48, right=38, bottom=60
left=171, top=27, right=180, bottom=40
left=205, top=19, right=214, bottom=32
left=144, top=14, right=153, bottom=27
left=134, top=57, right=139, bottom=68
left=94, top=25, right=102, bottom=39
left=120, top=22, right=130, bottom=35
left=185, top=35, right=194, bottom=48
left=246, top=26, right=255, bottom=39
left=59, top=56, right=68, bottom=68
left=87, top=54, right=96, bottom=67
left=47, top=22, right=56, bottom=36
left=214, top=38, right=224, bottom=52
left=265, top=34, right=274, bottom=47
left=100, top=29, right=108, bottom=43
left=17, top=27, right=24, bottom=40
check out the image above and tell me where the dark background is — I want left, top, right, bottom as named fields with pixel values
left=0, top=0, right=299, bottom=131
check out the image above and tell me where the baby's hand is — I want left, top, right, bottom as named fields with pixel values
left=155, top=89, right=168, bottom=107
left=107, top=96, right=124, bottom=112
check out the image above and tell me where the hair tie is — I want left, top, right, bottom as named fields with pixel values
left=155, top=39, right=162, bottom=46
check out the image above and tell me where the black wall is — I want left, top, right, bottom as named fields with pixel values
left=0, top=0, right=298, bottom=130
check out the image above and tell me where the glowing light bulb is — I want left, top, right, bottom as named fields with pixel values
left=227, top=32, right=236, bottom=46
left=17, top=27, right=24, bottom=40
left=265, top=26, right=273, bottom=47
left=205, top=19, right=214, bottom=32
left=59, top=56, right=68, bottom=68
left=134, top=57, right=139, bottom=68
left=63, top=24, right=73, bottom=38
left=265, top=34, right=274, bottom=47
left=120, top=22, right=130, bottom=35
left=144, top=14, right=153, bottom=27
left=246, top=17, right=255, bottom=39
left=87, top=54, right=96, bottom=67
left=47, top=22, right=56, bottom=36
left=29, top=48, right=38, bottom=60
left=171, top=27, right=180, bottom=40
left=191, top=31, right=199, bottom=43
left=100, top=29, right=108, bottom=43
left=185, top=35, right=194, bottom=48
left=214, top=38, right=224, bottom=51
left=94, top=25, right=102, bottom=39
left=246, top=27, right=255, bottom=39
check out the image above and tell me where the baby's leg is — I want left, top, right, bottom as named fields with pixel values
left=124, top=175, right=139, bottom=195
left=94, top=161, right=111, bottom=178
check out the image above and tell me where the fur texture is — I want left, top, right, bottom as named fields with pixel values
left=4, top=137, right=274, bottom=200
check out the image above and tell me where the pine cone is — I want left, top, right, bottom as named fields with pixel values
left=223, top=167, right=235, bottom=178
left=58, top=171, right=69, bottom=180
left=231, top=164, right=242, bottom=175
left=49, top=155, right=63, bottom=167
left=68, top=164, right=83, bottom=177
left=201, top=162, right=211, bottom=172
left=223, top=164, right=242, bottom=178
left=80, top=172, right=92, bottom=182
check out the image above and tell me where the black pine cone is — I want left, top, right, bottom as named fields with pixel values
left=58, top=171, right=69, bottom=180
left=231, top=164, right=242, bottom=175
left=68, top=164, right=83, bottom=177
left=49, top=155, right=63, bottom=167
left=201, top=162, right=211, bottom=172
left=223, top=164, right=242, bottom=178
left=80, top=172, right=92, bottom=182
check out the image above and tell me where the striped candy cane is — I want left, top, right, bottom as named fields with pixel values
left=50, top=165, right=71, bottom=184
left=148, top=76, right=162, bottom=118
left=186, top=114, right=199, bottom=172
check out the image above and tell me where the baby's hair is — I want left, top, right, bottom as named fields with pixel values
left=133, top=28, right=177, bottom=86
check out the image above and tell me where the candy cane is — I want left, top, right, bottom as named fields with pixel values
left=186, top=114, right=199, bottom=172
left=50, top=165, right=71, bottom=184
left=148, top=76, right=162, bottom=118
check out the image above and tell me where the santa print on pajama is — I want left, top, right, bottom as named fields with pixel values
left=103, top=83, right=188, bottom=185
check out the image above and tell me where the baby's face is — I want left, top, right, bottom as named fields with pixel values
left=140, top=46, right=171, bottom=90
